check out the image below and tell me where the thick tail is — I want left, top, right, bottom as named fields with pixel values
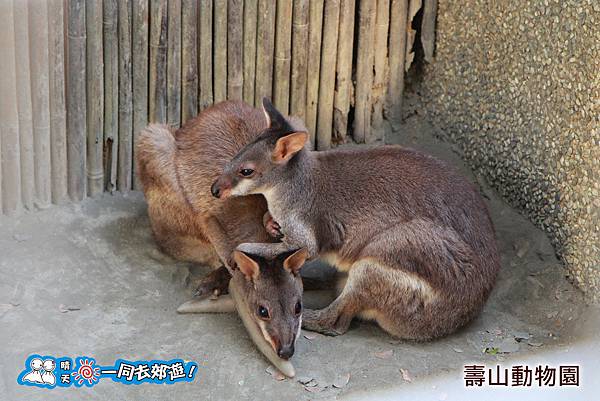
left=135, top=123, right=178, bottom=192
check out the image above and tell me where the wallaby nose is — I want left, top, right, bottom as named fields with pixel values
left=277, top=344, right=295, bottom=360
left=210, top=180, right=221, bottom=198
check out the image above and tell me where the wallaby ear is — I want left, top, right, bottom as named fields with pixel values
left=262, top=97, right=287, bottom=128
left=283, top=248, right=308, bottom=276
left=272, top=132, right=308, bottom=163
left=233, top=250, right=260, bottom=281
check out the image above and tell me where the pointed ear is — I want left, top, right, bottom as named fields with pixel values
left=233, top=250, right=260, bottom=281
left=272, top=132, right=308, bottom=163
left=283, top=248, right=308, bottom=276
left=262, top=97, right=287, bottom=128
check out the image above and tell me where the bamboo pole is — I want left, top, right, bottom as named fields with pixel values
left=119, top=0, right=133, bottom=191
left=67, top=0, right=87, bottom=201
left=198, top=0, right=213, bottom=110
left=48, top=0, right=68, bottom=203
left=0, top=1, right=20, bottom=214
left=228, top=0, right=243, bottom=100
left=273, top=0, right=293, bottom=114
left=86, top=0, right=104, bottom=196
left=255, top=0, right=276, bottom=105
left=181, top=0, right=198, bottom=122
left=353, top=0, right=376, bottom=143
left=372, top=0, right=390, bottom=141
left=316, top=0, right=340, bottom=150
left=214, top=0, right=228, bottom=103
left=167, top=0, right=181, bottom=127
left=14, top=1, right=34, bottom=210
left=332, top=0, right=355, bottom=143
left=30, top=0, right=52, bottom=207
left=387, top=0, right=408, bottom=123
left=421, top=0, right=437, bottom=63
left=305, top=0, right=324, bottom=146
left=405, top=0, right=422, bottom=71
left=242, top=0, right=258, bottom=105
left=149, top=0, right=168, bottom=122
left=103, top=0, right=119, bottom=193
left=289, top=0, right=309, bottom=121
left=132, top=0, right=149, bottom=190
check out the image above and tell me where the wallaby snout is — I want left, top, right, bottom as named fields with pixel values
left=211, top=177, right=231, bottom=199
left=277, top=343, right=294, bottom=360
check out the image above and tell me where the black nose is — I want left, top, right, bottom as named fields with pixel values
left=210, top=181, right=220, bottom=198
left=277, top=344, right=294, bottom=360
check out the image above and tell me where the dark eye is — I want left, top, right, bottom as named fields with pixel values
left=257, top=305, right=270, bottom=319
left=239, top=168, right=255, bottom=177
left=294, top=301, right=302, bottom=316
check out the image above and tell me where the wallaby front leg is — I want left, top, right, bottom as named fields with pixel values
left=263, top=211, right=283, bottom=240
left=193, top=265, right=231, bottom=298
left=202, top=216, right=237, bottom=269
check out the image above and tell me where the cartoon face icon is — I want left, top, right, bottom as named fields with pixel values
left=43, top=360, right=55, bottom=372
left=30, top=358, right=43, bottom=371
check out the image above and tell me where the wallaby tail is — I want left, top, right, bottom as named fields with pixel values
left=135, top=124, right=178, bottom=192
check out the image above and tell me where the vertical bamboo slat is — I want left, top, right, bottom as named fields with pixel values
left=405, top=0, right=422, bottom=71
left=181, top=0, right=198, bottom=122
left=387, top=0, right=408, bottom=123
left=198, top=0, right=213, bottom=110
left=332, top=0, right=355, bottom=143
left=372, top=0, right=390, bottom=141
left=255, top=0, right=276, bottom=105
left=273, top=0, right=293, bottom=114
left=132, top=0, right=149, bottom=190
left=242, top=0, right=258, bottom=105
left=421, top=0, right=437, bottom=63
left=167, top=0, right=181, bottom=127
left=353, top=0, right=376, bottom=143
left=289, top=0, right=309, bottom=121
left=118, top=0, right=133, bottom=191
left=29, top=0, right=52, bottom=207
left=228, top=0, right=244, bottom=100
left=86, top=0, right=104, bottom=196
left=214, top=0, right=228, bottom=103
left=149, top=0, right=168, bottom=122
left=316, top=0, right=340, bottom=150
left=14, top=1, right=34, bottom=210
left=48, top=0, right=68, bottom=203
left=0, top=1, right=20, bottom=213
left=305, top=0, right=324, bottom=146
left=103, top=0, right=119, bottom=193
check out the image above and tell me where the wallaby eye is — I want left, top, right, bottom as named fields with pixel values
left=257, top=305, right=270, bottom=319
left=239, top=168, right=255, bottom=177
left=294, top=301, right=302, bottom=316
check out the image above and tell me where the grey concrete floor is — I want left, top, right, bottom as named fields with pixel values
left=1, top=117, right=598, bottom=400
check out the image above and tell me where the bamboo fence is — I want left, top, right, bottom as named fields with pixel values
left=0, top=0, right=435, bottom=215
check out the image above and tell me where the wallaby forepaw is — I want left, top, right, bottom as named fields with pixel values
left=193, top=266, right=231, bottom=299
left=263, top=211, right=284, bottom=239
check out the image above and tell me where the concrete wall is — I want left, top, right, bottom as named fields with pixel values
left=420, top=1, right=599, bottom=300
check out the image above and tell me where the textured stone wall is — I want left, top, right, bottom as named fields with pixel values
left=420, top=0, right=599, bottom=300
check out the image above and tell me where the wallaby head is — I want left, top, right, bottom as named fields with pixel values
left=211, top=98, right=309, bottom=199
left=230, top=247, right=308, bottom=360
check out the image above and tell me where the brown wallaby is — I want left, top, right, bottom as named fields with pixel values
left=135, top=100, right=306, bottom=360
left=211, top=98, right=501, bottom=340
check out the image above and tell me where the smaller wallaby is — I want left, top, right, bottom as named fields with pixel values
left=135, top=101, right=306, bottom=362
left=211, top=98, right=501, bottom=340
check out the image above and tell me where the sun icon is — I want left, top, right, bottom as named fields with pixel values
left=72, top=358, right=101, bottom=386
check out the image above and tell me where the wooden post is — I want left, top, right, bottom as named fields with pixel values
left=86, top=0, right=104, bottom=197
left=372, top=0, right=390, bottom=141
left=387, top=0, right=408, bottom=123
left=48, top=0, right=68, bottom=203
left=0, top=0, right=20, bottom=213
left=103, top=0, right=119, bottom=193
left=353, top=0, right=376, bottom=144
left=332, top=0, right=355, bottom=143
left=167, top=0, right=181, bottom=128
left=149, top=0, right=168, bottom=122
left=273, top=0, right=293, bottom=114
left=198, top=0, right=213, bottom=110
left=14, top=1, right=34, bottom=210
left=255, top=0, right=276, bottom=106
left=305, top=0, right=324, bottom=146
left=228, top=0, right=243, bottom=100
left=181, top=0, right=198, bottom=122
left=214, top=0, right=228, bottom=103
left=242, top=0, right=258, bottom=105
left=316, top=0, right=340, bottom=150
left=119, top=0, right=133, bottom=191
left=421, top=0, right=437, bottom=63
left=132, top=0, right=149, bottom=190
left=289, top=0, right=309, bottom=121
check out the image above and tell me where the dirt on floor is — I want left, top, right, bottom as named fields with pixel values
left=1, top=115, right=597, bottom=400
